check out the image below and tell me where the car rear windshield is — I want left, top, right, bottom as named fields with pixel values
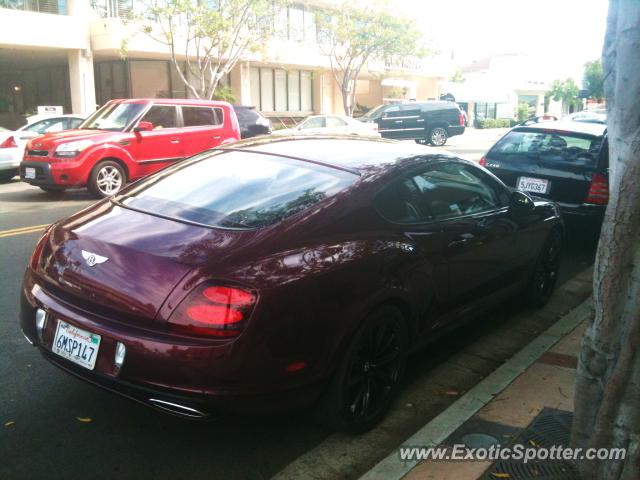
left=490, top=129, right=604, bottom=168
left=117, top=151, right=358, bottom=229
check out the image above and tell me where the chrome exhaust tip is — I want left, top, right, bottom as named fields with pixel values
left=148, top=398, right=208, bottom=419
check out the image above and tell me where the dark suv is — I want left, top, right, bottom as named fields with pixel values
left=480, top=121, right=608, bottom=221
left=358, top=101, right=465, bottom=146
left=233, top=105, right=272, bottom=139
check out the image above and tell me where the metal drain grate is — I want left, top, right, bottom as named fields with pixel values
left=482, top=408, right=579, bottom=479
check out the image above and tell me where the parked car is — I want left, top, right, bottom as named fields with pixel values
left=357, top=101, right=465, bottom=146
left=0, top=115, right=84, bottom=182
left=480, top=121, right=608, bottom=221
left=20, top=99, right=240, bottom=198
left=520, top=114, right=558, bottom=126
left=565, top=110, right=607, bottom=124
left=21, top=137, right=563, bottom=433
left=275, top=114, right=380, bottom=138
left=233, top=105, right=272, bottom=139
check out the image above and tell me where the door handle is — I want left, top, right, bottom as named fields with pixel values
left=170, top=137, right=180, bottom=144
left=394, top=120, right=403, bottom=124
left=448, top=233, right=475, bottom=249
left=212, top=135, right=221, bottom=140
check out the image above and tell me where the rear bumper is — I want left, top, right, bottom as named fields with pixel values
left=0, top=148, right=21, bottom=171
left=556, top=202, right=606, bottom=219
left=20, top=274, right=325, bottom=419
left=447, top=125, right=465, bottom=137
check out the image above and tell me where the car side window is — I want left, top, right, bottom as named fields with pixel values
left=301, top=117, right=325, bottom=129
left=66, top=118, right=83, bottom=129
left=326, top=116, right=347, bottom=127
left=412, top=162, right=502, bottom=220
left=141, top=105, right=178, bottom=129
left=382, top=105, right=402, bottom=118
left=400, top=104, right=421, bottom=116
left=374, top=177, right=431, bottom=224
left=182, top=106, right=222, bottom=127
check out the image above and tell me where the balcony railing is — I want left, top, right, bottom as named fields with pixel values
left=0, top=0, right=67, bottom=14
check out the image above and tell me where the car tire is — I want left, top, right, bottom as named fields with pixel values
left=0, top=169, right=17, bottom=182
left=526, top=228, right=563, bottom=307
left=88, top=160, right=126, bottom=199
left=316, top=305, right=409, bottom=434
left=428, top=127, right=448, bottom=146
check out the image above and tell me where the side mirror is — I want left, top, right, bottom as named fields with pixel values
left=509, top=190, right=535, bottom=214
left=134, top=121, right=153, bottom=132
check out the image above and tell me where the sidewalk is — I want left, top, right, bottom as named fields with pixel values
left=361, top=299, right=592, bottom=480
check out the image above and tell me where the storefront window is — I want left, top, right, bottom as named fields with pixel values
left=288, top=71, right=300, bottom=111
left=130, top=60, right=170, bottom=98
left=250, top=67, right=313, bottom=113
left=260, top=68, right=274, bottom=112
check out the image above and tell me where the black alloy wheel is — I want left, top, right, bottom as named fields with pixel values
left=319, top=305, right=408, bottom=434
left=527, top=229, right=563, bottom=307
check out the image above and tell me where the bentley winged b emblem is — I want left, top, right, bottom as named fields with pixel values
left=81, top=250, right=109, bottom=267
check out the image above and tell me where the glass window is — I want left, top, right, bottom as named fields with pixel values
left=261, top=69, right=274, bottom=112
left=300, top=70, right=312, bottom=111
left=288, top=71, right=300, bottom=111
left=274, top=7, right=288, bottom=38
left=275, top=69, right=287, bottom=111
left=289, top=6, right=304, bottom=41
left=170, top=62, right=187, bottom=98
left=382, top=105, right=403, bottom=117
left=140, top=105, right=178, bottom=129
left=374, top=177, right=429, bottom=224
left=23, top=118, right=67, bottom=134
left=182, top=106, right=221, bottom=127
left=118, top=151, right=358, bottom=229
left=303, top=7, right=317, bottom=42
left=300, top=117, right=325, bottom=129
left=130, top=60, right=170, bottom=98
left=250, top=67, right=261, bottom=109
left=414, top=163, right=501, bottom=220
left=66, top=118, right=83, bottom=129
left=491, top=130, right=603, bottom=168
left=326, top=116, right=346, bottom=127
left=79, top=102, right=147, bottom=131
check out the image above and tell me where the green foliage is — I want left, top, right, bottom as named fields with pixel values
left=583, top=59, right=604, bottom=101
left=129, top=0, right=286, bottom=100
left=212, top=85, right=236, bottom=103
left=549, top=78, right=581, bottom=110
left=476, top=118, right=510, bottom=129
left=517, top=102, right=530, bottom=123
left=316, top=1, right=424, bottom=115
left=449, top=67, right=465, bottom=83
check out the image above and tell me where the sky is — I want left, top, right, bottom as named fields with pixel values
left=400, top=0, right=609, bottom=83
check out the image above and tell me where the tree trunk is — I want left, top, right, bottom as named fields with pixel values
left=571, top=1, right=640, bottom=479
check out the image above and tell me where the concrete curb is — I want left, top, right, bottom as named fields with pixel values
left=358, top=298, right=593, bottom=480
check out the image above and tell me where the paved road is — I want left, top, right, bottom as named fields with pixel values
left=0, top=129, right=598, bottom=480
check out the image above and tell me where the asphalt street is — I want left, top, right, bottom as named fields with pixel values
left=0, top=130, right=599, bottom=480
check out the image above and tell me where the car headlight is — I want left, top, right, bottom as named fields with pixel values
left=54, top=140, right=94, bottom=157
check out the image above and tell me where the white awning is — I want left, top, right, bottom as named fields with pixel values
left=443, top=80, right=510, bottom=104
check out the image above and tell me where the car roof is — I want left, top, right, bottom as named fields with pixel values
left=514, top=120, right=606, bottom=136
left=228, top=136, right=455, bottom=174
left=109, top=98, right=231, bottom=107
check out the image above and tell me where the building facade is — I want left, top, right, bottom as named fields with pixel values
left=0, top=0, right=448, bottom=127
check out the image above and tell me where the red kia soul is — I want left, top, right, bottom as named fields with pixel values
left=20, top=99, right=241, bottom=198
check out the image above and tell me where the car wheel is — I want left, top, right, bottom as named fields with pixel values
left=527, top=229, right=563, bottom=307
left=318, top=305, right=408, bottom=434
left=88, top=160, right=125, bottom=198
left=429, top=127, right=448, bottom=146
left=0, top=169, right=17, bottom=182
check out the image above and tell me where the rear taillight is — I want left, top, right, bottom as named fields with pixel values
left=168, top=284, right=256, bottom=338
left=585, top=172, right=609, bottom=205
left=459, top=113, right=464, bottom=126
left=0, top=136, right=17, bottom=149
left=479, top=156, right=486, bottom=166
left=30, top=227, right=52, bottom=270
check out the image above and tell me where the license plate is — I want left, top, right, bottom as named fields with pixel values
left=24, top=167, right=36, bottom=179
left=517, top=176, right=549, bottom=194
left=52, top=320, right=101, bottom=370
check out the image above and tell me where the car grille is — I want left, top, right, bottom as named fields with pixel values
left=26, top=149, right=49, bottom=157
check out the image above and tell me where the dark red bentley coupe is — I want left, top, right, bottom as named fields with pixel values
left=20, top=137, right=563, bottom=433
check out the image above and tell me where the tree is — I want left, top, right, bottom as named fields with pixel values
left=583, top=59, right=605, bottom=102
left=126, top=0, right=285, bottom=100
left=449, top=67, right=465, bottom=83
left=316, top=1, right=423, bottom=116
left=549, top=78, right=581, bottom=113
left=571, top=1, right=640, bottom=479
